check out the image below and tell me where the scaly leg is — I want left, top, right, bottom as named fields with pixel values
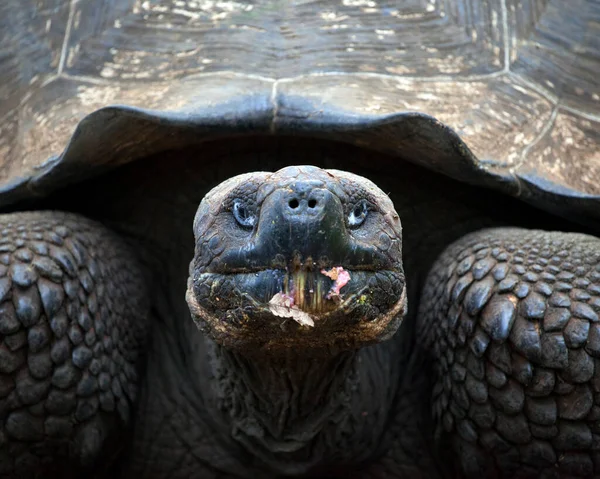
left=418, top=228, right=600, bottom=478
left=0, top=212, right=148, bottom=478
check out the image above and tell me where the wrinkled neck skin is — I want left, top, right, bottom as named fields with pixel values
left=201, top=333, right=403, bottom=476
left=117, top=205, right=406, bottom=477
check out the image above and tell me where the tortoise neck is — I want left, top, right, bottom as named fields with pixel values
left=205, top=339, right=397, bottom=475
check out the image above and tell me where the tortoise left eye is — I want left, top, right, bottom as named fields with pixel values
left=348, top=200, right=368, bottom=228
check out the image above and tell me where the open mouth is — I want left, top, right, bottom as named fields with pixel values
left=187, top=264, right=406, bottom=350
left=268, top=266, right=353, bottom=327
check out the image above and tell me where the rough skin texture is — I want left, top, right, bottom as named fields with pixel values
left=189, top=166, right=405, bottom=351
left=2, top=157, right=600, bottom=479
left=179, top=165, right=418, bottom=477
left=0, top=212, right=148, bottom=477
left=418, top=228, right=600, bottom=478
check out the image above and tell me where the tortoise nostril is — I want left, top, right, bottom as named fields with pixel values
left=308, top=199, right=317, bottom=208
left=289, top=198, right=299, bottom=209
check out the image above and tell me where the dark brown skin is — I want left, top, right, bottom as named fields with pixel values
left=182, top=165, right=411, bottom=476
left=0, top=212, right=148, bottom=478
left=187, top=166, right=406, bottom=352
left=0, top=138, right=599, bottom=478
left=417, top=228, right=600, bottom=478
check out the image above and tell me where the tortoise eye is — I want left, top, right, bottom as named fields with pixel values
left=348, top=200, right=368, bottom=228
left=232, top=200, right=255, bottom=229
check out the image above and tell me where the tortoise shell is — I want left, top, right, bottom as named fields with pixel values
left=0, top=0, right=598, bottom=226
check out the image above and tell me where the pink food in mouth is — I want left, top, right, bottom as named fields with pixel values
left=320, top=266, right=351, bottom=299
left=268, top=291, right=315, bottom=327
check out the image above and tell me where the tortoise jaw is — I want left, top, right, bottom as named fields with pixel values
left=268, top=267, right=353, bottom=320
left=185, top=267, right=407, bottom=352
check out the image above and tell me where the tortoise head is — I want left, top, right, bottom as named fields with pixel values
left=186, top=165, right=406, bottom=352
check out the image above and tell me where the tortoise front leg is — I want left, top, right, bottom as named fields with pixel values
left=0, top=212, right=148, bottom=478
left=417, top=228, right=600, bottom=478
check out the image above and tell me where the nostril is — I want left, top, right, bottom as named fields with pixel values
left=288, top=198, right=299, bottom=209
left=308, top=199, right=317, bottom=208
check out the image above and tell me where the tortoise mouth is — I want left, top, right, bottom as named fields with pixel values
left=186, top=265, right=406, bottom=351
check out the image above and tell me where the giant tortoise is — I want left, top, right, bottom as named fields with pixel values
left=0, top=0, right=599, bottom=478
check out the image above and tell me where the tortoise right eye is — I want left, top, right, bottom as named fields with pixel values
left=232, top=200, right=255, bottom=229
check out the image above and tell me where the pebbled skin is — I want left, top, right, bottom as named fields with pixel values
left=418, top=228, right=600, bottom=478
left=5, top=141, right=599, bottom=478
left=0, top=212, right=148, bottom=478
